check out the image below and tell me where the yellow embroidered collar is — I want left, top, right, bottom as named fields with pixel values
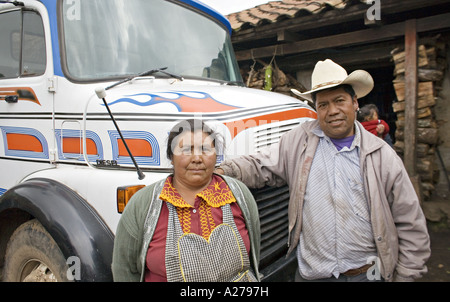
left=159, top=175, right=236, bottom=208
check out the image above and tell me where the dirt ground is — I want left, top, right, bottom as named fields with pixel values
left=420, top=189, right=450, bottom=282
left=419, top=222, right=450, bottom=282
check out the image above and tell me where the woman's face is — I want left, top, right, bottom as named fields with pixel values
left=172, top=130, right=217, bottom=189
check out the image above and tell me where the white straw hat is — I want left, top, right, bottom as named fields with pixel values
left=292, top=59, right=374, bottom=101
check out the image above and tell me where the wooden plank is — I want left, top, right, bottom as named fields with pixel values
left=396, top=107, right=432, bottom=120
left=277, top=30, right=303, bottom=42
left=234, top=12, right=450, bottom=61
left=392, top=94, right=435, bottom=112
left=403, top=19, right=418, bottom=177
left=235, top=22, right=405, bottom=61
left=392, top=81, right=434, bottom=110
left=277, top=41, right=398, bottom=72
left=392, top=45, right=429, bottom=75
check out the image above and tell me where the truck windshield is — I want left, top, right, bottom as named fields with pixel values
left=61, top=0, right=242, bottom=84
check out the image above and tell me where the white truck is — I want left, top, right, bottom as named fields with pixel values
left=0, top=0, right=316, bottom=281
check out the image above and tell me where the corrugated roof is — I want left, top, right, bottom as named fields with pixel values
left=226, top=0, right=359, bottom=32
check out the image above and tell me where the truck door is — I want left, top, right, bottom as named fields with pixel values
left=0, top=6, right=54, bottom=191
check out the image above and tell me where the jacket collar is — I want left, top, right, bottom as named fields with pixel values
left=301, top=119, right=385, bottom=155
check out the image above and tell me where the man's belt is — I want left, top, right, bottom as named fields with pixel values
left=342, top=262, right=374, bottom=277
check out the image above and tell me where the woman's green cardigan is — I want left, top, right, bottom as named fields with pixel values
left=111, top=174, right=261, bottom=282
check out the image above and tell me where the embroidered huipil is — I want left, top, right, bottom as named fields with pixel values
left=297, top=124, right=377, bottom=279
left=144, top=175, right=250, bottom=282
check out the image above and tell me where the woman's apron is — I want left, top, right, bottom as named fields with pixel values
left=164, top=202, right=257, bottom=282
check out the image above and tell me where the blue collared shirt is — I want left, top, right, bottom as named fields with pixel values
left=297, top=123, right=377, bottom=279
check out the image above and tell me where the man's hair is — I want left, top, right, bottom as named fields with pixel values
left=311, top=84, right=356, bottom=103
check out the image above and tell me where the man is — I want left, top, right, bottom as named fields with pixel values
left=216, top=59, right=430, bottom=281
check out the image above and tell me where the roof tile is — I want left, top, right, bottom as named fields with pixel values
left=226, top=0, right=357, bottom=32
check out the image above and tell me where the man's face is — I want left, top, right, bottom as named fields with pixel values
left=315, top=86, right=358, bottom=139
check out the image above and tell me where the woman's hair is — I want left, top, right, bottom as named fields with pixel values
left=166, top=119, right=223, bottom=160
left=357, top=104, right=379, bottom=122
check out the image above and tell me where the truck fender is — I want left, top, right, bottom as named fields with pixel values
left=0, top=178, right=114, bottom=281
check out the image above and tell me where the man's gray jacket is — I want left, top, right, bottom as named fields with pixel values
left=220, top=119, right=430, bottom=281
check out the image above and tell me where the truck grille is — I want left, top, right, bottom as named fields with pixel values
left=254, top=120, right=301, bottom=151
left=250, top=184, right=290, bottom=269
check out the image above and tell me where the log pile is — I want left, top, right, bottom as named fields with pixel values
left=391, top=36, right=446, bottom=199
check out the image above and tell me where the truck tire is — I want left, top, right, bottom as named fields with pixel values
left=3, top=219, right=71, bottom=282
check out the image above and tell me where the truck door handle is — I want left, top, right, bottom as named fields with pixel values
left=0, top=95, right=19, bottom=103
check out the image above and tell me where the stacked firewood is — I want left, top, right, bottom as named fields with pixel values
left=240, top=60, right=313, bottom=106
left=391, top=36, right=446, bottom=199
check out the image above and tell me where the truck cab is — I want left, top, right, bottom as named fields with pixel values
left=0, top=0, right=316, bottom=281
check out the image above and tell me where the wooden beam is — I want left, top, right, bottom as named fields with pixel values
left=403, top=18, right=423, bottom=203
left=235, top=21, right=404, bottom=61
left=404, top=19, right=418, bottom=176
left=277, top=42, right=397, bottom=72
left=277, top=30, right=302, bottom=42
left=234, top=12, right=450, bottom=61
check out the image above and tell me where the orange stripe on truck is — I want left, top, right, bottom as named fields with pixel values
left=224, top=107, right=317, bottom=139
left=118, top=139, right=152, bottom=157
left=6, top=133, right=43, bottom=152
left=62, top=137, right=98, bottom=155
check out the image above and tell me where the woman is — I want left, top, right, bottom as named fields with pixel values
left=112, top=119, right=260, bottom=282
left=357, top=104, right=393, bottom=147
left=357, top=104, right=390, bottom=139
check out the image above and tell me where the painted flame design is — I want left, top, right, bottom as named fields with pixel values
left=106, top=91, right=241, bottom=113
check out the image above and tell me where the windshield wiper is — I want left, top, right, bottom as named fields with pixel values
left=0, top=1, right=24, bottom=6
left=105, top=67, right=183, bottom=90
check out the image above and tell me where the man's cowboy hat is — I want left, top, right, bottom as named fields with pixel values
left=291, top=59, right=374, bottom=101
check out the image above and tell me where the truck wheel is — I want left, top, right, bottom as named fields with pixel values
left=3, top=219, right=70, bottom=282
